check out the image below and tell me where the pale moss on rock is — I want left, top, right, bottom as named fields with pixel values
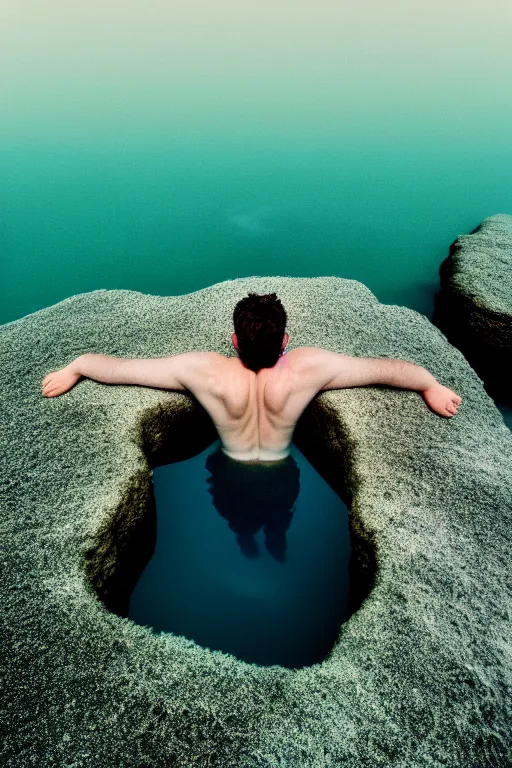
left=446, top=214, right=512, bottom=316
left=1, top=277, right=511, bottom=767
left=433, top=214, right=512, bottom=400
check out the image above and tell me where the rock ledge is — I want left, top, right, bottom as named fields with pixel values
left=433, top=213, right=512, bottom=400
left=1, top=277, right=511, bottom=767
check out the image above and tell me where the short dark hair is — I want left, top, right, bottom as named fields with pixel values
left=233, top=293, right=287, bottom=372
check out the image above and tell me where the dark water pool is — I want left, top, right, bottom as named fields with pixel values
left=128, top=441, right=351, bottom=668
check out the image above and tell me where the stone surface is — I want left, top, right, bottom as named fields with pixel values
left=433, top=213, right=512, bottom=401
left=1, top=277, right=511, bottom=767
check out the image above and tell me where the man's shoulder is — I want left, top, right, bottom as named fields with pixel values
left=284, top=347, right=352, bottom=392
left=199, top=352, right=242, bottom=390
left=285, top=346, right=329, bottom=369
left=184, top=351, right=230, bottom=367
left=171, top=352, right=229, bottom=389
left=207, top=352, right=240, bottom=370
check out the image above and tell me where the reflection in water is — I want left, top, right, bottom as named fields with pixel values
left=205, top=446, right=300, bottom=562
left=128, top=441, right=351, bottom=668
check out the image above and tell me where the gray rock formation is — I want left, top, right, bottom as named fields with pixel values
left=433, top=213, right=512, bottom=401
left=1, top=278, right=511, bottom=767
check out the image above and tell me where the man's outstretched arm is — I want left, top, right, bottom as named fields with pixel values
left=291, top=348, right=462, bottom=418
left=42, top=352, right=217, bottom=398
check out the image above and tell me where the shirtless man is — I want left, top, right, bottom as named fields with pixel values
left=41, top=292, right=462, bottom=462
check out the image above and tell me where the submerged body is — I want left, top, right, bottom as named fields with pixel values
left=42, top=346, right=462, bottom=462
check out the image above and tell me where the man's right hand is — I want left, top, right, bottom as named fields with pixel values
left=422, top=385, right=462, bottom=418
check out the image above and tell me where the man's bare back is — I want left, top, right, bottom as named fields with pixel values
left=41, top=347, right=462, bottom=462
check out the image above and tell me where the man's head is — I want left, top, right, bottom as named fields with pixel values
left=232, top=293, right=289, bottom=372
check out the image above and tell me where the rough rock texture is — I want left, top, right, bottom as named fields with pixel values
left=433, top=213, right=512, bottom=402
left=1, top=277, right=511, bottom=767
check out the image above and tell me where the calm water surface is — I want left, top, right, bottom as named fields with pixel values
left=2, top=3, right=511, bottom=325
left=128, top=441, right=351, bottom=668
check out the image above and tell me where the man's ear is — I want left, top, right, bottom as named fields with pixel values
left=232, top=333, right=239, bottom=352
left=281, top=333, right=289, bottom=351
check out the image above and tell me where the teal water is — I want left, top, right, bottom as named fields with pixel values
left=128, top=441, right=351, bottom=668
left=3, top=3, right=511, bottom=659
left=2, top=3, right=511, bottom=325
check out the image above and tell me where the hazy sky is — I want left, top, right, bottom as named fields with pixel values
left=2, top=1, right=511, bottom=142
